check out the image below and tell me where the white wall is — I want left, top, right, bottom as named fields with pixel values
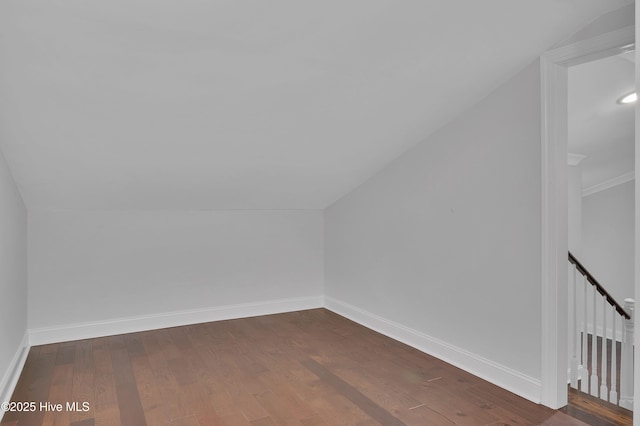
left=567, top=164, right=582, bottom=368
left=555, top=3, right=634, bottom=49
left=28, top=210, right=323, bottom=332
left=582, top=181, right=635, bottom=303
left=325, top=61, right=542, bottom=400
left=568, top=164, right=583, bottom=257
left=0, top=149, right=27, bottom=403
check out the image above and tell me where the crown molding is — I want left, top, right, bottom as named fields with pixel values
left=542, top=25, right=635, bottom=66
left=567, top=153, right=587, bottom=166
left=583, top=171, right=635, bottom=197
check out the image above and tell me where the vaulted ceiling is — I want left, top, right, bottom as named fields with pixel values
left=0, top=0, right=632, bottom=210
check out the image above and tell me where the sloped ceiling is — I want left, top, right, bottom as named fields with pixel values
left=0, top=0, right=632, bottom=210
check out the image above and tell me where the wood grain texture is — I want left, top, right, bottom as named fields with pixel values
left=560, top=387, right=632, bottom=426
left=1, top=309, right=611, bottom=425
left=302, top=358, right=407, bottom=426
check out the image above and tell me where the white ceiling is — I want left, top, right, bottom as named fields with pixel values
left=0, top=0, right=632, bottom=210
left=568, top=52, right=635, bottom=190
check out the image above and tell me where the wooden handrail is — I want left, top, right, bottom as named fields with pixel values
left=568, top=252, right=631, bottom=320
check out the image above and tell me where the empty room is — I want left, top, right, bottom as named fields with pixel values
left=0, top=1, right=638, bottom=425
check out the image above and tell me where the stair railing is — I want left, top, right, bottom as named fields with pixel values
left=567, top=252, right=634, bottom=410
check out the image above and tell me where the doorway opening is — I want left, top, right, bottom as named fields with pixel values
left=540, top=24, right=634, bottom=409
left=566, top=48, right=635, bottom=420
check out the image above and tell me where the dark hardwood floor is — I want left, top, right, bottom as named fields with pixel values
left=562, top=387, right=632, bottom=426
left=559, top=334, right=632, bottom=426
left=2, top=309, right=601, bottom=425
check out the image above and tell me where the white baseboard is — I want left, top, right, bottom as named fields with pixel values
left=29, top=296, right=324, bottom=346
left=20, top=296, right=544, bottom=408
left=0, top=333, right=30, bottom=419
left=324, top=296, right=542, bottom=404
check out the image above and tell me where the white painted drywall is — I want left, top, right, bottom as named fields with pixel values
left=555, top=3, right=634, bottom=49
left=28, top=210, right=323, bottom=329
left=567, top=164, right=583, bottom=368
left=567, top=182, right=632, bottom=345
left=568, top=164, right=583, bottom=257
left=325, top=61, right=542, bottom=385
left=582, top=181, right=635, bottom=303
left=0, top=1, right=627, bottom=212
left=0, top=149, right=27, bottom=396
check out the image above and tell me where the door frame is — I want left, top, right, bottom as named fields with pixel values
left=539, top=25, right=635, bottom=409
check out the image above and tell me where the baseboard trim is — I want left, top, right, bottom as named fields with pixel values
left=0, top=333, right=30, bottom=419
left=21, top=296, right=543, bottom=406
left=324, top=296, right=542, bottom=404
left=29, top=296, right=324, bottom=346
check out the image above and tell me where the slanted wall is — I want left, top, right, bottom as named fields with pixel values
left=0, top=148, right=28, bottom=405
left=325, top=60, right=542, bottom=401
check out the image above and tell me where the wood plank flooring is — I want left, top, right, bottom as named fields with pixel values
left=561, top=388, right=632, bottom=426
left=2, top=309, right=600, bottom=425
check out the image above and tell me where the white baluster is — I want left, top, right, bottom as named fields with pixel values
left=570, top=264, right=579, bottom=389
left=619, top=298, right=634, bottom=410
left=580, top=275, right=589, bottom=393
left=599, top=297, right=608, bottom=400
left=610, top=307, right=617, bottom=404
left=590, top=285, right=598, bottom=397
